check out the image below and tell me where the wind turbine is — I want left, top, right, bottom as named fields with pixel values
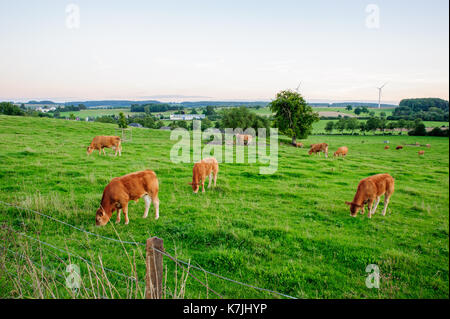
left=377, top=82, right=387, bottom=109
left=294, top=82, right=301, bottom=93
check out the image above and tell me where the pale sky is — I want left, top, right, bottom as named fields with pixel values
left=0, top=0, right=448, bottom=104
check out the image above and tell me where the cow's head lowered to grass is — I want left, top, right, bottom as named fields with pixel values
left=345, top=201, right=363, bottom=217
left=87, top=146, right=94, bottom=155
left=95, top=206, right=112, bottom=226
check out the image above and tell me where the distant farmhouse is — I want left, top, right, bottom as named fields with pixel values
left=36, top=106, right=57, bottom=113
left=170, top=114, right=205, bottom=121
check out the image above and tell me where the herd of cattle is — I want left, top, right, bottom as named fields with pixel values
left=89, top=135, right=430, bottom=226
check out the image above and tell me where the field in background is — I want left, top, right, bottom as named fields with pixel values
left=250, top=106, right=396, bottom=118
left=0, top=115, right=448, bottom=298
left=65, top=108, right=133, bottom=118
left=311, top=120, right=449, bottom=134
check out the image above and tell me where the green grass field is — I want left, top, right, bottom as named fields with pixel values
left=64, top=108, right=133, bottom=118
left=0, top=115, right=448, bottom=299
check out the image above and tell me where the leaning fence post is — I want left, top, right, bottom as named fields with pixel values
left=145, top=237, right=164, bottom=299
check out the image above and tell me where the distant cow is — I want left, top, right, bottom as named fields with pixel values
left=87, top=136, right=122, bottom=156
left=308, top=143, right=329, bottom=158
left=294, top=142, right=304, bottom=148
left=334, top=146, right=348, bottom=157
left=236, top=134, right=253, bottom=146
left=395, top=146, right=403, bottom=150
left=426, top=144, right=431, bottom=148
left=189, top=157, right=219, bottom=193
left=95, top=170, right=159, bottom=226
left=418, top=150, right=425, bottom=156
left=384, top=145, right=390, bottom=150
left=345, top=173, right=395, bottom=218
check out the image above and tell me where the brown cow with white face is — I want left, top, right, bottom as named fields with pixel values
left=95, top=170, right=159, bottom=226
left=87, top=136, right=122, bottom=156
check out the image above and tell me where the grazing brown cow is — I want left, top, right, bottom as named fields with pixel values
left=384, top=145, right=390, bottom=150
left=334, top=146, right=348, bottom=157
left=189, top=157, right=219, bottom=193
left=236, top=134, right=253, bottom=146
left=308, top=143, right=329, bottom=158
left=418, top=150, right=425, bottom=156
left=294, top=142, right=304, bottom=148
left=87, top=136, right=122, bottom=156
left=95, top=170, right=159, bottom=226
left=345, top=173, right=395, bottom=218
left=426, top=144, right=431, bottom=148
left=395, top=146, right=403, bottom=150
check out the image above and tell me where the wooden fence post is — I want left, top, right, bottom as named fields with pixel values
left=145, top=237, right=164, bottom=299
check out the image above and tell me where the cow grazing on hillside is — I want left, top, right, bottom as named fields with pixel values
left=345, top=173, right=395, bottom=218
left=418, top=150, right=425, bottom=156
left=189, top=157, right=219, bottom=193
left=95, top=170, right=159, bottom=226
left=294, top=142, right=304, bottom=148
left=395, top=146, right=403, bottom=150
left=87, top=136, right=122, bottom=156
left=308, top=143, right=329, bottom=158
left=334, top=146, right=348, bottom=157
left=236, top=134, right=253, bottom=146
left=384, top=145, right=390, bottom=150
left=426, top=144, right=431, bottom=148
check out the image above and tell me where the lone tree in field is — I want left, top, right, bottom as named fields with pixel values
left=269, top=90, right=319, bottom=145
left=118, top=112, right=128, bottom=128
left=325, top=121, right=334, bottom=134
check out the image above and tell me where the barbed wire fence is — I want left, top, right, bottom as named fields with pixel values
left=0, top=200, right=297, bottom=299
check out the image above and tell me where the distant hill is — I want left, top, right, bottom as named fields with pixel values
left=176, top=101, right=270, bottom=108
left=64, top=100, right=161, bottom=108
left=27, top=100, right=57, bottom=105
left=310, top=102, right=397, bottom=108
left=13, top=99, right=397, bottom=109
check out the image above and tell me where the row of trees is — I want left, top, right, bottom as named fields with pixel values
left=324, top=116, right=448, bottom=136
left=0, top=102, right=25, bottom=116
left=130, top=103, right=181, bottom=113
left=390, top=98, right=449, bottom=121
left=55, top=104, right=87, bottom=112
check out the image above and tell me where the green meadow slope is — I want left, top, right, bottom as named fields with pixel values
left=0, top=115, right=448, bottom=298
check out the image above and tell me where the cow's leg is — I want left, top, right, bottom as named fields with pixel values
left=371, top=197, right=381, bottom=216
left=208, top=173, right=212, bottom=188
left=116, top=209, right=121, bottom=224
left=98, top=149, right=102, bottom=155
left=142, top=194, right=151, bottom=218
left=114, top=146, right=118, bottom=157
left=201, top=179, right=205, bottom=193
left=122, top=202, right=129, bottom=225
left=367, top=199, right=374, bottom=218
left=152, top=194, right=160, bottom=220
left=213, top=171, right=217, bottom=187
left=103, top=148, right=106, bottom=156
left=382, top=194, right=391, bottom=216
left=119, top=145, right=122, bottom=156
left=360, top=205, right=365, bottom=215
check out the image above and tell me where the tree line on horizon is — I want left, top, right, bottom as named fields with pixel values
left=1, top=94, right=449, bottom=139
